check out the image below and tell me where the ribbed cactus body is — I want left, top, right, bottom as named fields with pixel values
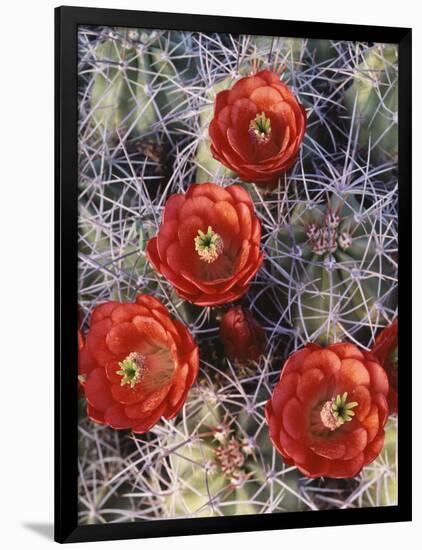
left=248, top=35, right=305, bottom=72
left=90, top=29, right=195, bottom=141
left=270, top=194, right=396, bottom=343
left=306, top=39, right=337, bottom=66
left=160, top=398, right=303, bottom=517
left=78, top=212, right=156, bottom=304
left=91, top=37, right=155, bottom=138
left=344, top=44, right=398, bottom=160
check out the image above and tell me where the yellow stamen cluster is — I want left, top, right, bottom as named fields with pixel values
left=116, top=352, right=144, bottom=389
left=194, top=226, right=224, bottom=264
left=320, top=392, right=358, bottom=431
left=249, top=112, right=272, bottom=144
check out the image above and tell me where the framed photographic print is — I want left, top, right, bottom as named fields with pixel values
left=55, top=5, right=412, bottom=543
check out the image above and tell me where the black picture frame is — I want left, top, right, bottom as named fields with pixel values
left=55, top=5, right=412, bottom=543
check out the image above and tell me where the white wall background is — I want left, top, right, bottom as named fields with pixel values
left=0, top=0, right=418, bottom=547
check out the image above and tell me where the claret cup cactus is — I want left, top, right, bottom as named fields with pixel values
left=77, top=27, right=399, bottom=523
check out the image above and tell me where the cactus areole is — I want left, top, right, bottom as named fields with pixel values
left=271, top=194, right=396, bottom=343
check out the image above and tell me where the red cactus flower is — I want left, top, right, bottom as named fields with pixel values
left=219, top=305, right=265, bottom=362
left=265, top=343, right=389, bottom=478
left=81, top=294, right=199, bottom=433
left=147, top=183, right=264, bottom=306
left=371, top=320, right=398, bottom=414
left=209, top=70, right=306, bottom=187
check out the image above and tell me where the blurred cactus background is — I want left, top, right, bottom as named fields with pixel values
left=78, top=27, right=398, bottom=523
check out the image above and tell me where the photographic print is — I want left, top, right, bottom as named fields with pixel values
left=76, top=26, right=399, bottom=523
left=54, top=8, right=411, bottom=541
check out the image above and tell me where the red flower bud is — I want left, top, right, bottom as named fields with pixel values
left=220, top=306, right=265, bottom=363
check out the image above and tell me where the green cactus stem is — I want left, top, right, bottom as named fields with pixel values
left=269, top=193, right=397, bottom=344
left=344, top=44, right=398, bottom=161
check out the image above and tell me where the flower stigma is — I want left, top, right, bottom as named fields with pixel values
left=249, top=112, right=272, bottom=144
left=194, top=226, right=224, bottom=263
left=116, top=352, right=145, bottom=388
left=320, top=392, right=358, bottom=431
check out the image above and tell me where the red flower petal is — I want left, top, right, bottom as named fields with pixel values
left=156, top=220, right=179, bottom=262
left=341, top=428, right=368, bottom=460
left=282, top=397, right=307, bottom=440
left=350, top=384, right=372, bottom=421
left=303, top=349, right=341, bottom=377
left=310, top=439, right=346, bottom=460
left=271, top=372, right=300, bottom=415
left=284, top=345, right=317, bottom=375
left=214, top=89, right=229, bottom=114
left=189, top=182, right=233, bottom=203
left=361, top=404, right=380, bottom=442
left=278, top=425, right=308, bottom=463
left=373, top=393, right=389, bottom=427
left=336, top=358, right=371, bottom=389
left=131, top=401, right=168, bottom=434
left=86, top=318, right=115, bottom=365
left=110, top=303, right=150, bottom=324
left=110, top=380, right=145, bottom=405
left=255, top=70, right=281, bottom=85
left=85, top=368, right=114, bottom=412
left=226, top=184, right=254, bottom=206
left=327, top=453, right=365, bottom=479
left=214, top=201, right=241, bottom=241
left=249, top=86, right=284, bottom=111
left=104, top=404, right=133, bottom=429
left=138, top=384, right=172, bottom=415
left=227, top=75, right=266, bottom=103
left=135, top=294, right=168, bottom=314
left=163, top=194, right=185, bottom=222
left=296, top=452, right=330, bottom=478
left=364, top=433, right=385, bottom=464
left=90, top=301, right=120, bottom=325
left=179, top=196, right=215, bottom=224
left=296, top=368, right=327, bottom=406
left=132, top=316, right=169, bottom=347
left=106, top=322, right=146, bottom=357
left=328, top=343, right=365, bottom=361
left=78, top=347, right=98, bottom=379
left=87, top=404, right=105, bottom=425
left=365, top=360, right=390, bottom=396
left=167, top=363, right=190, bottom=408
